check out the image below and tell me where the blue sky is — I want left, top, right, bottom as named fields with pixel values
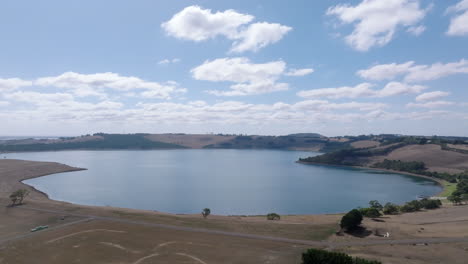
left=0, top=0, right=467, bottom=136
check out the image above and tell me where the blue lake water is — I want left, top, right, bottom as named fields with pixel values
left=6, top=150, right=442, bottom=215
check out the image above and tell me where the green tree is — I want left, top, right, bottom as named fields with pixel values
left=359, top=208, right=382, bottom=218
left=202, top=208, right=211, bottom=218
left=369, top=200, right=383, bottom=211
left=448, top=194, right=462, bottom=205
left=383, top=202, right=399, bottom=215
left=340, top=209, right=363, bottom=231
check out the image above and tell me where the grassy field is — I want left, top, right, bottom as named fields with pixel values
left=440, top=181, right=457, bottom=197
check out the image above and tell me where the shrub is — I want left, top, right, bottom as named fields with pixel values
left=383, top=202, right=399, bottom=215
left=368, top=200, right=383, bottom=211
left=267, top=213, right=281, bottom=220
left=420, top=198, right=441, bottom=209
left=340, top=209, right=363, bottom=231
left=400, top=200, right=423, bottom=213
left=359, top=208, right=382, bottom=218
left=302, top=248, right=382, bottom=264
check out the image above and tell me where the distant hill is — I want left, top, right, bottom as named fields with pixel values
left=0, top=133, right=185, bottom=152
left=299, top=135, right=468, bottom=182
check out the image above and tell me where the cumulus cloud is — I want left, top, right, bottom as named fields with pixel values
left=297, top=82, right=426, bottom=99
left=415, top=91, right=450, bottom=102
left=230, top=22, right=292, bottom=53
left=161, top=6, right=291, bottom=53
left=406, top=101, right=455, bottom=108
left=358, top=59, right=468, bottom=82
left=35, top=72, right=186, bottom=99
left=0, top=78, right=32, bottom=92
left=327, top=0, right=428, bottom=51
left=447, top=0, right=468, bottom=36
left=285, top=68, right=315, bottom=76
left=191, top=57, right=289, bottom=96
left=4, top=91, right=74, bottom=104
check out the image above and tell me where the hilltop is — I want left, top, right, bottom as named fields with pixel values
left=299, top=135, right=468, bottom=184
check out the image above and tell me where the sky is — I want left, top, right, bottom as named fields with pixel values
left=0, top=0, right=467, bottom=137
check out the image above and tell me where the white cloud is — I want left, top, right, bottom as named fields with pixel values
left=161, top=6, right=253, bottom=41
left=447, top=0, right=468, bottom=36
left=0, top=101, right=10, bottom=107
left=407, top=25, right=426, bottom=36
left=158, top=58, right=181, bottom=65
left=5, top=91, right=74, bottom=104
left=297, top=82, right=425, bottom=99
left=161, top=6, right=291, bottom=53
left=415, top=91, right=450, bottom=102
left=407, top=101, right=455, bottom=108
left=0, top=78, right=32, bottom=92
left=358, top=59, right=468, bottom=82
left=230, top=22, right=292, bottom=53
left=285, top=68, right=315, bottom=76
left=327, top=0, right=428, bottom=51
left=35, top=72, right=186, bottom=99
left=191, top=57, right=289, bottom=96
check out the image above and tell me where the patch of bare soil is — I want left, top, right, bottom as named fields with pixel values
left=351, top=140, right=380, bottom=149
left=0, top=220, right=308, bottom=264
left=145, top=134, right=235, bottom=149
left=447, top=144, right=468, bottom=151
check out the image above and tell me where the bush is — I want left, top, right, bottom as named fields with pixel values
left=359, top=208, right=382, bottom=218
left=383, top=203, right=399, bottom=215
left=340, top=209, right=363, bottom=231
left=420, top=198, right=441, bottom=209
left=302, top=248, right=381, bottom=264
left=267, top=213, right=280, bottom=220
left=400, top=200, right=423, bottom=213
left=369, top=200, right=383, bottom=211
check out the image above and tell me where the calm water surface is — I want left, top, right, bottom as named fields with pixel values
left=7, top=150, right=441, bottom=215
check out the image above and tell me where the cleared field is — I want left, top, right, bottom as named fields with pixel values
left=145, top=134, right=235, bottom=148
left=351, top=140, right=380, bottom=149
left=0, top=219, right=309, bottom=264
left=376, top=144, right=468, bottom=173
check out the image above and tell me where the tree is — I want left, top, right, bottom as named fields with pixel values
left=448, top=194, right=462, bottom=205
left=383, top=202, right=399, bottom=215
left=369, top=200, right=383, bottom=211
left=267, top=213, right=280, bottom=220
left=359, top=208, right=381, bottom=218
left=462, top=194, right=468, bottom=204
left=202, top=208, right=211, bottom=218
left=9, top=189, right=29, bottom=206
left=340, top=209, right=363, bottom=231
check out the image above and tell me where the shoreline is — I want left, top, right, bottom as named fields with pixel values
left=297, top=161, right=446, bottom=196
left=3, top=158, right=446, bottom=218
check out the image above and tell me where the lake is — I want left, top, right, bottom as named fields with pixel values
left=7, top=149, right=442, bottom=215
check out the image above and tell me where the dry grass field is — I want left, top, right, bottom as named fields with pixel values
left=351, top=140, right=380, bottom=149
left=145, top=134, right=235, bottom=149
left=1, top=159, right=468, bottom=263
left=370, top=144, right=468, bottom=173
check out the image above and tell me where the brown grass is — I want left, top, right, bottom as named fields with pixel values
left=370, top=144, right=468, bottom=173
left=351, top=140, right=380, bottom=149
left=145, top=134, right=235, bottom=148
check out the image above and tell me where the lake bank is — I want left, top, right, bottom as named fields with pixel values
left=296, top=160, right=448, bottom=197
left=2, top=149, right=441, bottom=217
